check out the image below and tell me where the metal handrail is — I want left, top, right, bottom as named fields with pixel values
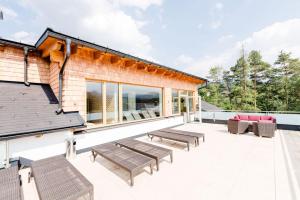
left=203, top=110, right=300, bottom=114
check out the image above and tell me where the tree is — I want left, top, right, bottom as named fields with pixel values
left=274, top=51, right=296, bottom=110
left=199, top=49, right=300, bottom=112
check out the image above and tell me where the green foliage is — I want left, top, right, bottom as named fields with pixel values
left=199, top=50, right=300, bottom=111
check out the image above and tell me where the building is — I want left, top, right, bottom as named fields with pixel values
left=0, top=28, right=207, bottom=168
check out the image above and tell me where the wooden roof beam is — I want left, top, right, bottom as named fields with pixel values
left=42, top=40, right=63, bottom=58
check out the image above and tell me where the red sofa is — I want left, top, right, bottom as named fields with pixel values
left=228, top=114, right=276, bottom=134
left=233, top=114, right=276, bottom=123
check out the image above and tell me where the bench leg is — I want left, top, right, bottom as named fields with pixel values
left=92, top=150, right=96, bottom=162
left=149, top=164, right=153, bottom=175
left=197, top=138, right=199, bottom=146
left=130, top=172, right=134, bottom=186
left=28, top=171, right=32, bottom=183
left=203, top=136, right=205, bottom=142
left=170, top=152, right=173, bottom=163
left=187, top=143, right=190, bottom=151
left=156, top=159, right=159, bottom=171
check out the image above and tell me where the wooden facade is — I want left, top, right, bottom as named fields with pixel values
left=0, top=31, right=206, bottom=126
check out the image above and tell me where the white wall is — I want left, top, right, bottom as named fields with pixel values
left=1, top=116, right=184, bottom=164
left=0, top=141, right=6, bottom=168
left=76, top=116, right=184, bottom=150
left=8, top=130, right=72, bottom=161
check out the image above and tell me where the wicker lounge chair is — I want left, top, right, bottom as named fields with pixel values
left=116, top=139, right=173, bottom=171
left=147, top=110, right=157, bottom=118
left=123, top=111, right=135, bottom=121
left=29, top=155, right=93, bottom=200
left=227, top=119, right=249, bottom=134
left=161, top=128, right=205, bottom=145
left=0, top=166, right=23, bottom=200
left=131, top=110, right=142, bottom=120
left=141, top=110, right=151, bottom=119
left=92, top=143, right=155, bottom=186
left=253, top=121, right=276, bottom=138
left=148, top=131, right=197, bottom=151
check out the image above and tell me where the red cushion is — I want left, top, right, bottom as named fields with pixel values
left=238, top=115, right=249, bottom=120
left=259, top=120, right=273, bottom=123
left=260, top=116, right=272, bottom=120
left=230, top=118, right=240, bottom=121
left=248, top=115, right=260, bottom=121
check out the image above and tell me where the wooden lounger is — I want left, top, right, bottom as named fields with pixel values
left=116, top=139, right=173, bottom=171
left=0, top=166, right=23, bottom=200
left=161, top=128, right=205, bottom=146
left=29, top=155, right=93, bottom=200
left=148, top=131, right=197, bottom=151
left=92, top=143, right=156, bottom=186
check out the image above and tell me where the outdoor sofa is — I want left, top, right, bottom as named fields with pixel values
left=228, top=114, right=276, bottom=136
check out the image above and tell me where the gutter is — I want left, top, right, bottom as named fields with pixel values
left=23, top=47, right=30, bottom=86
left=56, top=38, right=71, bottom=114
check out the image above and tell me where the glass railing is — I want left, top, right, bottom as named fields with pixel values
left=201, top=111, right=300, bottom=125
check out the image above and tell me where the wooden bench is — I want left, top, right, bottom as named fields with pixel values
left=161, top=128, right=205, bottom=145
left=29, top=155, right=93, bottom=200
left=116, top=139, right=173, bottom=171
left=92, top=143, right=155, bottom=186
left=148, top=131, right=197, bottom=151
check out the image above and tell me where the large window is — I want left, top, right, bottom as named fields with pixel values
left=172, top=89, right=179, bottom=114
left=86, top=82, right=103, bottom=123
left=106, top=82, right=119, bottom=124
left=122, top=84, right=162, bottom=121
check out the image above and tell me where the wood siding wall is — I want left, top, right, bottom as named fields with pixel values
left=0, top=46, right=49, bottom=84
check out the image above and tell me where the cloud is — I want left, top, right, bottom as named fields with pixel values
left=210, top=20, right=222, bottom=29
left=183, top=19, right=300, bottom=77
left=218, top=34, right=234, bottom=43
left=197, top=23, right=203, bottom=30
left=10, top=31, right=37, bottom=44
left=215, top=2, right=223, bottom=10
left=174, top=54, right=194, bottom=67
left=209, top=2, right=224, bottom=29
left=114, top=0, right=163, bottom=10
left=19, top=0, right=162, bottom=60
left=0, top=4, right=17, bottom=20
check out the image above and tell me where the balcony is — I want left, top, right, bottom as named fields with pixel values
left=18, top=122, right=300, bottom=200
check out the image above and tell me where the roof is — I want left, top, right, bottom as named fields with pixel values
left=0, top=81, right=85, bottom=140
left=201, top=100, right=223, bottom=111
left=35, top=28, right=207, bottom=83
left=0, top=28, right=207, bottom=83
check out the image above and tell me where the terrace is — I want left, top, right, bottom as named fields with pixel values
left=17, top=122, right=300, bottom=200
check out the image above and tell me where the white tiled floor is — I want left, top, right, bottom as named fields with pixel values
left=20, top=123, right=297, bottom=200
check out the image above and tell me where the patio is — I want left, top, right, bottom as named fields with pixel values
left=20, top=123, right=298, bottom=200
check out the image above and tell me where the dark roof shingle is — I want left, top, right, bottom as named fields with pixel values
left=0, top=81, right=85, bottom=139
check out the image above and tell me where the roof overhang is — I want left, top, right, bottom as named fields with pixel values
left=35, top=28, right=208, bottom=84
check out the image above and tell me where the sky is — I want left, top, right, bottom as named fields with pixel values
left=1, top=0, right=300, bottom=78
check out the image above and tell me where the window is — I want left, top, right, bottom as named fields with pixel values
left=106, top=82, right=119, bottom=124
left=86, top=82, right=103, bottom=123
left=188, top=91, right=194, bottom=113
left=122, top=84, right=162, bottom=121
left=172, top=89, right=179, bottom=114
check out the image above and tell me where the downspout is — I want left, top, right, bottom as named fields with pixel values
left=56, top=38, right=71, bottom=114
left=24, top=47, right=30, bottom=86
